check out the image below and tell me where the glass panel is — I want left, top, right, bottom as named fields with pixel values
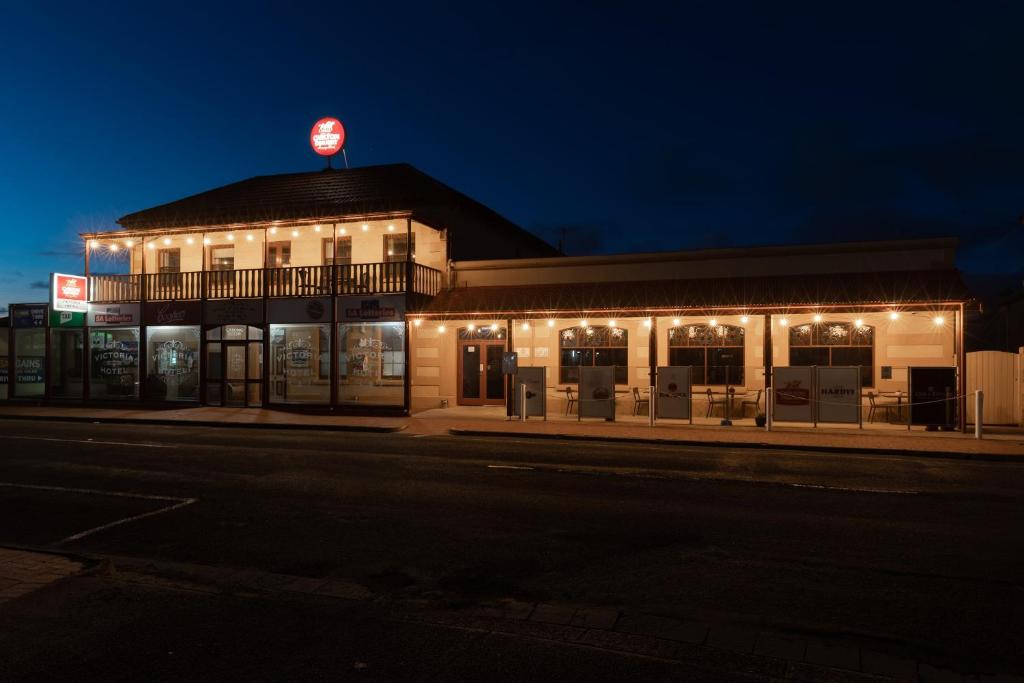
left=669, top=348, right=706, bottom=385
left=337, top=322, right=405, bottom=407
left=224, top=325, right=247, bottom=340
left=14, top=328, right=46, bottom=398
left=225, top=382, right=246, bottom=406
left=268, top=241, right=291, bottom=268
left=209, top=246, right=234, bottom=271
left=206, top=343, right=222, bottom=380
left=145, top=326, right=200, bottom=401
left=206, top=382, right=222, bottom=405
left=384, top=233, right=414, bottom=263
left=247, top=326, right=263, bottom=341
left=832, top=347, right=873, bottom=387
left=709, top=348, right=744, bottom=385
left=789, top=347, right=829, bottom=367
left=206, top=326, right=222, bottom=341
left=461, top=344, right=480, bottom=399
left=247, top=343, right=262, bottom=381
left=89, top=327, right=141, bottom=400
left=247, top=382, right=262, bottom=407
left=49, top=329, right=84, bottom=399
left=268, top=324, right=330, bottom=404
left=225, top=344, right=246, bottom=381
left=485, top=345, right=504, bottom=400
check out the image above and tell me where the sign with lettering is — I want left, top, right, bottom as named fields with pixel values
left=15, top=357, right=44, bottom=383
left=49, top=310, right=85, bottom=327
left=205, top=299, right=264, bottom=325
left=772, top=366, right=814, bottom=422
left=310, top=117, right=345, bottom=156
left=51, top=273, right=88, bottom=312
left=338, top=295, right=404, bottom=322
left=815, top=366, right=860, bottom=424
left=144, top=301, right=201, bottom=326
left=12, top=305, right=46, bottom=328
left=88, top=303, right=141, bottom=326
left=269, top=297, right=331, bottom=323
left=657, top=366, right=691, bottom=420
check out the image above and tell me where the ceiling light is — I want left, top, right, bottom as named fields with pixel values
left=413, top=319, right=422, bottom=327
left=109, top=243, right=119, bottom=252
left=813, top=314, right=823, bottom=323
left=740, top=315, right=749, bottom=324
left=186, top=237, right=194, bottom=245
left=163, top=237, right=171, bottom=245
left=269, top=227, right=277, bottom=235
left=227, top=234, right=234, bottom=241
left=388, top=224, right=395, bottom=232
left=608, top=319, right=616, bottom=327
left=125, top=240, right=134, bottom=247
left=779, top=318, right=789, bottom=326
left=147, top=242, right=155, bottom=250
left=203, top=238, right=211, bottom=245
left=521, top=321, right=530, bottom=331
left=490, top=323, right=498, bottom=331
left=340, top=227, right=347, bottom=235
left=292, top=229, right=299, bottom=237
left=246, top=234, right=254, bottom=241
left=88, top=240, right=98, bottom=249
left=437, top=325, right=446, bottom=333
left=709, top=318, right=718, bottom=327
left=467, top=323, right=475, bottom=331
left=547, top=319, right=555, bottom=327
left=672, top=318, right=681, bottom=326
left=579, top=319, right=588, bottom=327
left=933, top=315, right=945, bottom=326
left=643, top=318, right=652, bottom=328
left=362, top=224, right=369, bottom=232
left=314, top=225, right=321, bottom=232
left=889, top=311, right=899, bottom=321
left=854, top=318, right=864, bottom=328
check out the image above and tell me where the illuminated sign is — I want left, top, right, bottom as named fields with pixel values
left=51, top=273, right=88, bottom=312
left=310, top=117, right=345, bottom=156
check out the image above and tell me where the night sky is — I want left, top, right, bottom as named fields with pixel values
left=2, top=2, right=1022, bottom=311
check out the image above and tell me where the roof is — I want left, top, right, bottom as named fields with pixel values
left=416, top=269, right=973, bottom=316
left=111, top=163, right=557, bottom=260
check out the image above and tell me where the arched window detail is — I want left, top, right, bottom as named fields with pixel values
left=668, top=324, right=745, bottom=385
left=788, top=321, right=873, bottom=387
left=457, top=326, right=506, bottom=340
left=559, top=325, right=628, bottom=384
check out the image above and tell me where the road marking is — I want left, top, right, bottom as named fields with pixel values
left=0, top=482, right=197, bottom=545
left=486, top=465, right=535, bottom=471
left=788, top=483, right=919, bottom=495
left=8, top=435, right=173, bottom=449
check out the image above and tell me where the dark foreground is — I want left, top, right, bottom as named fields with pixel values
left=0, top=419, right=1021, bottom=681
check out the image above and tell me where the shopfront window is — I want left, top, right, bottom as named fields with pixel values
left=338, top=322, right=405, bottom=406
left=0, top=328, right=8, bottom=400
left=13, top=328, right=46, bottom=398
left=789, top=321, right=874, bottom=387
left=89, top=327, right=141, bottom=400
left=269, top=324, right=330, bottom=404
left=668, top=324, right=745, bottom=385
left=145, top=326, right=200, bottom=401
left=559, top=325, right=628, bottom=384
left=50, top=329, right=84, bottom=399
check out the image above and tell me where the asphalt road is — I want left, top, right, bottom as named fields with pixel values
left=0, top=418, right=1022, bottom=679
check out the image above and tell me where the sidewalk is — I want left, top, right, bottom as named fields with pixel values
left=0, top=547, right=84, bottom=605
left=1, top=404, right=1022, bottom=460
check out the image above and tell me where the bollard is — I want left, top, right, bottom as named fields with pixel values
left=975, top=389, right=983, bottom=439
left=766, top=387, right=773, bottom=432
left=649, top=384, right=655, bottom=427
left=520, top=383, right=527, bottom=422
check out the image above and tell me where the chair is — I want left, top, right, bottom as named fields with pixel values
left=866, top=391, right=898, bottom=423
left=631, top=387, right=649, bottom=416
left=705, top=388, right=729, bottom=417
left=564, top=387, right=577, bottom=416
left=739, top=389, right=762, bottom=417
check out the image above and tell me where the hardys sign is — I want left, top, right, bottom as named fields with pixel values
left=51, top=273, right=88, bottom=312
left=338, top=296, right=405, bottom=322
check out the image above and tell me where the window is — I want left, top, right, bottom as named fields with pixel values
left=789, top=322, right=873, bottom=387
left=338, top=322, right=406, bottom=407
left=668, top=324, right=745, bottom=385
left=145, top=326, right=200, bottom=401
left=158, top=248, right=180, bottom=273
left=269, top=324, right=331, bottom=404
left=559, top=325, right=628, bottom=384
left=208, top=245, right=234, bottom=271
left=383, top=233, right=414, bottom=263
left=322, top=236, right=352, bottom=266
left=268, top=241, right=291, bottom=268
left=88, top=327, right=140, bottom=400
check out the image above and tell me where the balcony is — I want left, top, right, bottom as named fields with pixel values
left=89, top=262, right=444, bottom=303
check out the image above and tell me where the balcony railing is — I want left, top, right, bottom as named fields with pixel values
left=88, top=262, right=444, bottom=304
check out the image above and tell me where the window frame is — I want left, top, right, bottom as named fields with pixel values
left=558, top=325, right=629, bottom=385
left=322, top=236, right=352, bottom=266
left=383, top=233, right=415, bottom=263
left=157, top=248, right=181, bottom=274
left=267, top=240, right=291, bottom=268
left=788, top=321, right=874, bottom=387
left=667, top=323, right=745, bottom=386
left=207, top=245, right=235, bottom=271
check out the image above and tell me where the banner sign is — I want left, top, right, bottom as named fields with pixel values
left=579, top=365, right=616, bottom=420
left=513, top=366, right=546, bottom=418
left=12, top=305, right=46, bottom=328
left=657, top=366, right=692, bottom=420
left=772, top=366, right=814, bottom=422
left=15, top=357, right=44, bottom=383
left=910, top=366, right=958, bottom=427
left=338, top=295, right=404, bottom=322
left=88, top=303, right=141, bottom=326
left=269, top=297, right=330, bottom=323
left=49, top=310, right=85, bottom=328
left=815, top=366, right=860, bottom=424
left=51, top=273, right=88, bottom=312
left=205, top=299, right=264, bottom=325
left=144, top=301, right=201, bottom=326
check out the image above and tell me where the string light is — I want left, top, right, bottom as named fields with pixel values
left=361, top=224, right=369, bottom=232
left=292, top=229, right=299, bottom=237
left=269, top=227, right=277, bottom=235
left=813, top=314, right=823, bottom=323
left=579, top=319, right=588, bottom=327
left=437, top=324, right=446, bottom=333
left=740, top=315, right=749, bottom=324
left=88, top=240, right=98, bottom=249
left=889, top=311, right=899, bottom=321
left=672, top=318, right=681, bottom=326
left=203, top=238, right=211, bottom=245
left=147, top=242, right=155, bottom=250
left=186, top=237, right=194, bottom=245
left=246, top=234, right=254, bottom=241
left=467, top=323, right=476, bottom=331
left=521, top=321, right=530, bottom=331
left=643, top=318, right=652, bottom=328
left=340, top=227, right=347, bottom=235
left=490, top=323, right=498, bottom=331
left=933, top=315, right=945, bottom=326
left=314, top=225, right=321, bottom=232
left=413, top=319, right=422, bottom=327
left=608, top=319, right=616, bottom=327
left=709, top=318, right=718, bottom=327
left=778, top=318, right=789, bottom=326
left=109, top=243, right=119, bottom=252
left=547, top=319, right=555, bottom=327
left=163, top=237, right=171, bottom=245
left=388, top=224, right=395, bottom=232
left=854, top=318, right=864, bottom=328
left=125, top=240, right=134, bottom=248
left=227, top=234, right=235, bottom=241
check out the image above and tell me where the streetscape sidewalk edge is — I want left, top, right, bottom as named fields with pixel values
left=0, top=412, right=406, bottom=434
left=447, top=428, right=1024, bottom=463
left=0, top=543, right=102, bottom=575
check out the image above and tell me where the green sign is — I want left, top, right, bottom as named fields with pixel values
left=49, top=310, right=85, bottom=327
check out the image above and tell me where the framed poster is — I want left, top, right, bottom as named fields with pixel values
left=909, top=367, right=957, bottom=427
left=579, top=366, right=616, bottom=420
left=657, top=366, right=691, bottom=420
left=815, top=366, right=860, bottom=424
left=772, top=366, right=814, bottom=422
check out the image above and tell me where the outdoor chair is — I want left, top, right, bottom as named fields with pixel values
left=705, top=388, right=730, bottom=417
left=564, top=387, right=577, bottom=415
left=739, top=389, right=762, bottom=417
left=866, top=391, right=898, bottom=423
left=631, top=387, right=649, bottom=416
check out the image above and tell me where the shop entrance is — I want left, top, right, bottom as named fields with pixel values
left=458, top=341, right=506, bottom=406
left=205, top=325, right=263, bottom=407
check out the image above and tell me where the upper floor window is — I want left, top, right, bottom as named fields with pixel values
left=668, top=324, right=745, bottom=385
left=323, top=236, right=352, bottom=266
left=789, top=321, right=874, bottom=387
left=208, top=245, right=234, bottom=271
left=559, top=325, right=628, bottom=384
left=268, top=241, right=291, bottom=268
left=384, top=234, right=414, bottom=263
left=157, top=248, right=180, bottom=274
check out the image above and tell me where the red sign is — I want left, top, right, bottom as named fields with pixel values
left=51, top=273, right=88, bottom=312
left=310, top=117, right=345, bottom=156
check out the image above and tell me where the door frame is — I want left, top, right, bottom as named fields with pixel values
left=220, top=340, right=262, bottom=407
left=457, top=339, right=506, bottom=406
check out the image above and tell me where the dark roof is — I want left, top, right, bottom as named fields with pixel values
left=417, top=269, right=973, bottom=315
left=114, top=163, right=557, bottom=260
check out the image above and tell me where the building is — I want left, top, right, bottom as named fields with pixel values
left=1, top=163, right=973, bottom=428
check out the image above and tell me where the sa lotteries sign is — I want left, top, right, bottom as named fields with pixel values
left=51, top=273, right=88, bottom=312
left=310, top=117, right=345, bottom=156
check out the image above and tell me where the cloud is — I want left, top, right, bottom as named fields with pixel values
left=29, top=281, right=49, bottom=290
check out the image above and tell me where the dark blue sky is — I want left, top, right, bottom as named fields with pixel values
left=2, top=1, right=1022, bottom=309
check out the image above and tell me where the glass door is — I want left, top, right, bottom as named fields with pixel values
left=220, top=341, right=262, bottom=407
left=484, top=344, right=505, bottom=403
left=459, top=342, right=482, bottom=405
left=458, top=341, right=505, bottom=406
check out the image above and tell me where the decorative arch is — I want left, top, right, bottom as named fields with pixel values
left=559, top=324, right=628, bottom=384
left=668, top=323, right=745, bottom=385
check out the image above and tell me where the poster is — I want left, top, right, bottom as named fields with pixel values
left=513, top=366, right=546, bottom=418
left=657, top=366, right=691, bottom=420
left=15, top=357, right=44, bottom=383
left=909, top=367, right=958, bottom=427
left=772, top=366, right=814, bottom=422
left=579, top=365, right=616, bottom=420
left=815, top=366, right=860, bottom=424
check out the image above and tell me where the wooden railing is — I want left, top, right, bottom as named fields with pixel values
left=88, top=263, right=444, bottom=303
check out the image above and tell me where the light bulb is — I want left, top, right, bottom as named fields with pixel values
left=521, top=322, right=530, bottom=331
left=643, top=319, right=652, bottom=328
left=203, top=238, right=211, bottom=245
left=608, top=320, right=616, bottom=327
left=779, top=318, right=789, bottom=326
left=467, top=323, right=475, bottom=331
left=547, top=319, right=555, bottom=327
left=813, top=314, right=823, bottom=323
left=246, top=234, right=254, bottom=241
left=413, top=319, right=422, bottom=327
left=437, top=325, right=446, bottom=333
left=672, top=318, right=681, bottom=326
left=854, top=318, right=864, bottom=328
left=933, top=316, right=945, bottom=326
left=227, top=234, right=234, bottom=241
left=579, top=319, right=587, bottom=327
left=388, top=224, right=395, bottom=232
left=314, top=225, right=321, bottom=232
left=163, top=237, right=171, bottom=245
left=147, top=242, right=155, bottom=250
left=186, top=237, right=194, bottom=245
left=125, top=240, right=134, bottom=248
left=109, top=243, right=119, bottom=252
left=292, top=230, right=299, bottom=237
left=709, top=318, right=718, bottom=327
left=740, top=315, right=749, bottom=324
left=889, top=311, right=899, bottom=321
left=340, top=228, right=347, bottom=235
left=361, top=224, right=369, bottom=232
left=88, top=240, right=98, bottom=249
left=490, top=323, right=498, bottom=331
left=269, top=227, right=277, bottom=235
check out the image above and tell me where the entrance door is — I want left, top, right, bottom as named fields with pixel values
left=458, top=341, right=506, bottom=406
left=222, top=341, right=262, bottom=407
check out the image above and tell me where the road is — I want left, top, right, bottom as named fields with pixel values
left=0, top=418, right=1021, bottom=680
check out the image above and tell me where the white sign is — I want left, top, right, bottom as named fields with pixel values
left=657, top=366, right=691, bottom=420
left=51, top=273, right=88, bottom=312
left=772, top=366, right=814, bottom=422
left=88, top=303, right=141, bottom=326
left=816, top=366, right=861, bottom=424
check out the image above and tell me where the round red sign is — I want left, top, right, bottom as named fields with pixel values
left=310, top=117, right=345, bottom=156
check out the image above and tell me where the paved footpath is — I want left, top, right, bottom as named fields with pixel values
left=0, top=548, right=83, bottom=605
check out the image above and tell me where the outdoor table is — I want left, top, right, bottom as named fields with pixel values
left=880, top=391, right=906, bottom=421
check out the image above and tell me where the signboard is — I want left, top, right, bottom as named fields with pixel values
left=91, top=340, right=139, bottom=382
left=815, top=366, right=860, bottom=424
left=144, top=301, right=201, bottom=326
left=338, top=295, right=404, bottom=322
left=269, top=297, right=330, bottom=323
left=772, top=366, right=814, bottom=422
left=502, top=352, right=518, bottom=375
left=310, top=117, right=345, bottom=156
left=49, top=310, right=85, bottom=327
left=12, top=305, right=46, bottom=328
left=579, top=365, right=616, bottom=420
left=512, top=366, right=546, bottom=418
left=51, top=273, right=88, bottom=312
left=657, top=366, right=692, bottom=420
left=88, top=303, right=141, bottom=326
left=15, top=357, right=44, bottom=383
left=909, top=366, right=958, bottom=427
left=205, top=299, right=264, bottom=325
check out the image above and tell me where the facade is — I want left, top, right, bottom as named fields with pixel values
left=1, top=163, right=973, bottom=428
